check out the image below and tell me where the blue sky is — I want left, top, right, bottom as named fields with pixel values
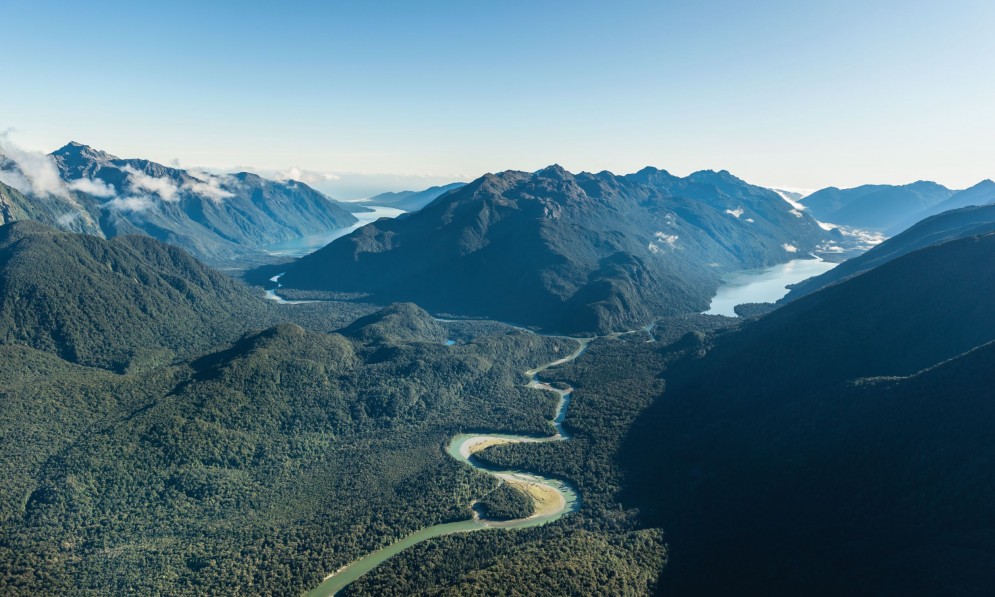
left=1, top=0, right=993, bottom=197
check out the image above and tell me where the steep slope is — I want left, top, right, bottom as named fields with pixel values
left=0, top=221, right=270, bottom=371
left=280, top=166, right=830, bottom=334
left=0, top=179, right=102, bottom=235
left=54, top=142, right=359, bottom=262
left=367, top=182, right=466, bottom=212
left=624, top=232, right=995, bottom=596
left=801, top=181, right=952, bottom=230
left=889, top=179, right=995, bottom=233
left=784, top=202, right=995, bottom=301
left=0, top=142, right=359, bottom=264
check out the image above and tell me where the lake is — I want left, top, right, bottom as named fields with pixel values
left=705, top=257, right=837, bottom=317
left=266, top=205, right=406, bottom=257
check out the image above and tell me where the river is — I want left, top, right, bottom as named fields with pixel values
left=307, top=337, right=591, bottom=596
left=705, top=256, right=837, bottom=317
left=266, top=205, right=406, bottom=257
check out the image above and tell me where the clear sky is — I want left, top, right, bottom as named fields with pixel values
left=2, top=0, right=993, bottom=197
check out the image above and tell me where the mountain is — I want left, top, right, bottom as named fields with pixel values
left=0, top=220, right=270, bottom=371
left=801, top=181, right=953, bottom=230
left=889, top=179, right=995, bottom=233
left=0, top=178, right=102, bottom=236
left=0, top=142, right=360, bottom=264
left=784, top=202, right=995, bottom=301
left=367, top=182, right=466, bottom=212
left=624, top=232, right=995, bottom=596
left=278, top=166, right=831, bottom=334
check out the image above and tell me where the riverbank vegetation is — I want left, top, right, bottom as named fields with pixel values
left=0, top=286, right=577, bottom=594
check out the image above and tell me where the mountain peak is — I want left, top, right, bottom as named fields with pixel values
left=50, top=141, right=118, bottom=163
left=688, top=169, right=743, bottom=184
left=534, top=164, right=573, bottom=180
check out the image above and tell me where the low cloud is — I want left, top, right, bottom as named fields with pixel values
left=782, top=243, right=799, bottom=253
left=104, top=195, right=155, bottom=212
left=278, top=167, right=340, bottom=186
left=725, top=207, right=744, bottom=218
left=68, top=177, right=117, bottom=198
left=121, top=165, right=179, bottom=201
left=655, top=231, right=679, bottom=248
left=57, top=212, right=81, bottom=227
left=0, top=131, right=69, bottom=198
left=184, top=170, right=234, bottom=202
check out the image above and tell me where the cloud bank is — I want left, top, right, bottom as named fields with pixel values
left=0, top=131, right=70, bottom=198
left=184, top=170, right=234, bottom=202
left=68, top=177, right=117, bottom=198
left=121, top=165, right=179, bottom=201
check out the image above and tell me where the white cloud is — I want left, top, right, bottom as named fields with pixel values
left=104, top=195, right=155, bottom=212
left=773, top=188, right=811, bottom=210
left=745, top=218, right=755, bottom=223
left=56, top=212, right=81, bottom=227
left=647, top=242, right=660, bottom=254
left=725, top=207, right=744, bottom=218
left=782, top=243, right=798, bottom=253
left=183, top=170, right=234, bottom=202
left=68, top=177, right=117, bottom=198
left=789, top=209, right=804, bottom=218
left=0, top=131, right=70, bottom=198
left=121, top=165, right=179, bottom=201
left=654, top=231, right=679, bottom=248
left=278, top=167, right=340, bottom=186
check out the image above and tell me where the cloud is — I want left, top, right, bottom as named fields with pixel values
left=782, top=243, right=798, bottom=253
left=655, top=231, right=679, bottom=248
left=789, top=208, right=804, bottom=218
left=725, top=207, right=744, bottom=218
left=57, top=212, right=81, bottom=227
left=104, top=195, right=155, bottom=212
left=121, top=165, right=179, bottom=201
left=68, top=177, right=117, bottom=198
left=183, top=170, right=234, bottom=202
left=0, top=131, right=69, bottom=198
left=278, top=167, right=340, bottom=186
left=773, top=188, right=812, bottom=210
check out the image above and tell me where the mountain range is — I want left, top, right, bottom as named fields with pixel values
left=800, top=181, right=953, bottom=230
left=799, top=179, right=995, bottom=234
left=887, top=179, right=995, bottom=233
left=367, top=182, right=466, bottom=212
left=0, top=142, right=360, bottom=264
left=784, top=201, right=995, bottom=302
left=278, top=165, right=833, bottom=334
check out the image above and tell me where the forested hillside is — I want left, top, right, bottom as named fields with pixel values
left=0, top=304, right=582, bottom=594
left=624, top=233, right=995, bottom=596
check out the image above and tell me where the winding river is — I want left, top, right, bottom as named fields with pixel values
left=307, top=337, right=591, bottom=596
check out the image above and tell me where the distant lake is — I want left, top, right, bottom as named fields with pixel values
left=266, top=205, right=405, bottom=257
left=705, top=257, right=837, bottom=317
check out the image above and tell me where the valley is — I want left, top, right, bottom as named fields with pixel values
left=2, top=149, right=995, bottom=597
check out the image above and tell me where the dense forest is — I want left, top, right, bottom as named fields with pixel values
left=0, top=307, right=579, bottom=594
left=343, top=314, right=732, bottom=596
left=624, top=233, right=995, bottom=596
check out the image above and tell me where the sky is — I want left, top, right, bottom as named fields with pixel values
left=1, top=0, right=993, bottom=198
